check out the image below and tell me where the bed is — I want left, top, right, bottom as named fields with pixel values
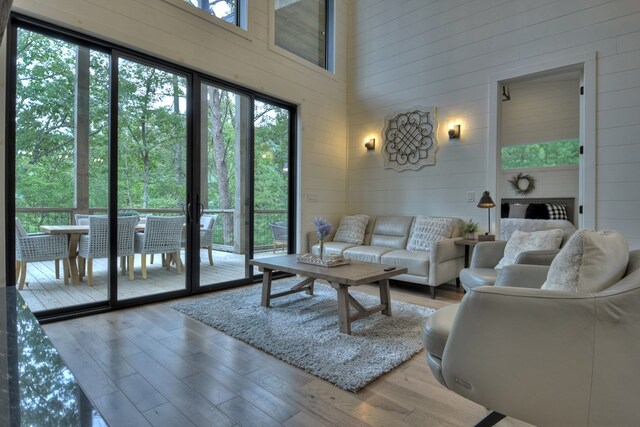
left=500, top=197, right=577, bottom=240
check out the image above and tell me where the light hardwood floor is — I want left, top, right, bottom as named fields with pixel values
left=43, top=281, right=532, bottom=427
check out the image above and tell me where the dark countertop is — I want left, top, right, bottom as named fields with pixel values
left=0, top=287, right=107, bottom=426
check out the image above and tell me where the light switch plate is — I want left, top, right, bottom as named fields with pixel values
left=466, top=191, right=475, bottom=202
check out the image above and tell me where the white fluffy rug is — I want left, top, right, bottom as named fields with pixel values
left=170, top=280, right=433, bottom=392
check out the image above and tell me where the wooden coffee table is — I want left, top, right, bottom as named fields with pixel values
left=249, top=255, right=407, bottom=335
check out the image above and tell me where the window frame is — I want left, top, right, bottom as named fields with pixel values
left=269, top=0, right=336, bottom=74
left=160, top=0, right=250, bottom=39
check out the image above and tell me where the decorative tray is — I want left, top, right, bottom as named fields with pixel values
left=296, top=254, right=351, bottom=268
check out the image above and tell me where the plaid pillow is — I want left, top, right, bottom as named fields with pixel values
left=546, top=204, right=568, bottom=220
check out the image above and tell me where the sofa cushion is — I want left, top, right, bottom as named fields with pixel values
left=333, top=214, right=369, bottom=244
left=381, top=250, right=430, bottom=276
left=369, top=216, right=414, bottom=249
left=406, top=216, right=455, bottom=252
left=344, top=246, right=394, bottom=263
left=495, top=229, right=563, bottom=270
left=312, top=241, right=357, bottom=257
left=542, top=229, right=629, bottom=293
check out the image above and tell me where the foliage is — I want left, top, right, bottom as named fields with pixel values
left=501, top=139, right=579, bottom=170
left=313, top=217, right=333, bottom=240
left=14, top=28, right=290, bottom=247
left=462, top=219, right=480, bottom=234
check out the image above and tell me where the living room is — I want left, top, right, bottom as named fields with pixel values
left=2, top=0, right=640, bottom=426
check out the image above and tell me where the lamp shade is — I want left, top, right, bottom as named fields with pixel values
left=477, top=191, right=495, bottom=208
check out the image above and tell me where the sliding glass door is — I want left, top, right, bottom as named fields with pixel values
left=8, top=15, right=296, bottom=318
left=117, top=57, right=188, bottom=301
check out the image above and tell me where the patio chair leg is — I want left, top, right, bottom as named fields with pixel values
left=55, top=259, right=60, bottom=279
left=87, top=259, right=93, bottom=286
left=16, top=261, right=20, bottom=283
left=175, top=252, right=183, bottom=272
left=18, top=262, right=27, bottom=290
left=128, top=256, right=134, bottom=281
left=273, top=242, right=276, bottom=253
left=62, top=258, right=70, bottom=286
left=150, top=253, right=154, bottom=264
left=208, top=246, right=213, bottom=266
left=120, top=256, right=126, bottom=274
left=141, top=254, right=147, bottom=279
left=78, top=257, right=86, bottom=279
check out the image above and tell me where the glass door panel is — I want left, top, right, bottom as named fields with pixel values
left=198, top=83, right=250, bottom=286
left=14, top=28, right=110, bottom=312
left=253, top=100, right=291, bottom=274
left=117, top=57, right=188, bottom=300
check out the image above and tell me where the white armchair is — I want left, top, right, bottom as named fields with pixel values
left=424, top=249, right=640, bottom=426
left=200, top=214, right=218, bottom=265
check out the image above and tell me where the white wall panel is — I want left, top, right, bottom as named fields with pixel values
left=348, top=0, right=640, bottom=246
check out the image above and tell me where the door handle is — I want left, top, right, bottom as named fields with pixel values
left=186, top=202, right=193, bottom=223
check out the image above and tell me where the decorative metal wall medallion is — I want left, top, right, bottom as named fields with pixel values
left=382, top=106, right=438, bottom=171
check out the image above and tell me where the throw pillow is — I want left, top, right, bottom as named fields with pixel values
left=407, top=216, right=454, bottom=252
left=333, top=214, right=369, bottom=244
left=525, top=203, right=550, bottom=220
left=495, top=228, right=563, bottom=270
left=508, top=204, right=529, bottom=218
left=542, top=230, right=628, bottom=293
left=546, top=203, right=568, bottom=220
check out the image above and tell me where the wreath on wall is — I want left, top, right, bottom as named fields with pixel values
left=508, top=173, right=536, bottom=195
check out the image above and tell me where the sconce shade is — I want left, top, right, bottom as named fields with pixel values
left=477, top=191, right=495, bottom=208
left=365, top=138, right=376, bottom=151
left=448, top=124, right=460, bottom=139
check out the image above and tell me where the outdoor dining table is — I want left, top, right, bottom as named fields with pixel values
left=40, top=224, right=145, bottom=285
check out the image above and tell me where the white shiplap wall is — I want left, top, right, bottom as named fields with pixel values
left=347, top=0, right=640, bottom=248
left=0, top=0, right=349, bottom=277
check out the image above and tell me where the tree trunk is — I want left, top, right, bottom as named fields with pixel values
left=173, top=77, right=184, bottom=209
left=208, top=87, right=233, bottom=245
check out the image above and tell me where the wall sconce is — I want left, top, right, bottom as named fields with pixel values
left=364, top=138, right=376, bottom=151
left=448, top=124, right=460, bottom=140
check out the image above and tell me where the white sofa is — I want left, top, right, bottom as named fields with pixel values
left=307, top=215, right=465, bottom=299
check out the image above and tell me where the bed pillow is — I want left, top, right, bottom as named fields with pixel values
left=495, top=228, right=563, bottom=270
left=333, top=214, right=369, bottom=244
left=546, top=204, right=568, bottom=220
left=525, top=203, right=550, bottom=220
left=407, top=216, right=455, bottom=251
left=508, top=204, right=529, bottom=218
left=501, top=203, right=510, bottom=218
left=542, top=230, right=628, bottom=293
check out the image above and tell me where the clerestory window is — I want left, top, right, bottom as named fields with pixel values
left=183, top=0, right=240, bottom=26
left=274, top=0, right=334, bottom=71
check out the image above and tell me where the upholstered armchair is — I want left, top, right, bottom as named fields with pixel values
left=460, top=228, right=574, bottom=291
left=424, top=248, right=640, bottom=426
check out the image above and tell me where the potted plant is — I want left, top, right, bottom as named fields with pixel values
left=463, top=219, right=480, bottom=240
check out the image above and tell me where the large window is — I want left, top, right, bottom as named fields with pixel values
left=274, top=0, right=334, bottom=70
left=501, top=139, right=580, bottom=170
left=9, top=17, right=296, bottom=318
left=183, top=0, right=240, bottom=25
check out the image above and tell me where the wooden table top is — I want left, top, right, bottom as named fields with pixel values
left=40, top=224, right=146, bottom=234
left=454, top=239, right=479, bottom=246
left=249, top=254, right=407, bottom=287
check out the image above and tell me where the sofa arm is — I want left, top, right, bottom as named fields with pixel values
left=495, top=264, right=550, bottom=288
left=469, top=240, right=507, bottom=268
left=515, top=249, right=560, bottom=266
left=441, top=286, right=597, bottom=426
left=431, top=237, right=464, bottom=264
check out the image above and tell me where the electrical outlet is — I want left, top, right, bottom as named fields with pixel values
left=466, top=191, right=475, bottom=202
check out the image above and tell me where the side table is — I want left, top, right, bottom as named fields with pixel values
left=454, top=239, right=479, bottom=269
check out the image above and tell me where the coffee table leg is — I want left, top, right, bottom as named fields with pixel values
left=335, top=283, right=352, bottom=335
left=379, top=278, right=392, bottom=316
left=261, top=268, right=273, bottom=307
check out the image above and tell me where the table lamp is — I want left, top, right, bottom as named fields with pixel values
left=477, top=191, right=496, bottom=241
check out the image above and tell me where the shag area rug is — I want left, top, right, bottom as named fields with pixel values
left=170, top=280, right=434, bottom=392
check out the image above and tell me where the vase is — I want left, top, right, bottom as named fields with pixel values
left=465, top=232, right=475, bottom=240
left=318, top=239, right=325, bottom=260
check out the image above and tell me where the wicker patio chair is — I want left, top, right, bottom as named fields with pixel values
left=74, top=213, right=90, bottom=225
left=270, top=221, right=288, bottom=253
left=78, top=215, right=138, bottom=286
left=200, top=214, right=218, bottom=265
left=134, top=215, right=185, bottom=279
left=15, top=218, right=70, bottom=290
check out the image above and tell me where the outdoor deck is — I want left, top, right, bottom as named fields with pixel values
left=18, top=249, right=281, bottom=312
